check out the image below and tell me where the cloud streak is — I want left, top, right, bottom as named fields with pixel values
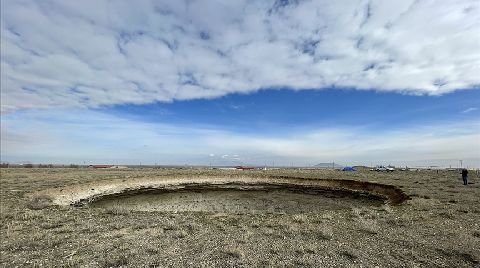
left=1, top=0, right=479, bottom=112
left=462, top=107, right=478, bottom=113
left=2, top=109, right=479, bottom=167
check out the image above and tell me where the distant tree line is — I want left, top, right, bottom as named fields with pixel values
left=38, top=164, right=54, bottom=168
left=0, top=163, right=82, bottom=168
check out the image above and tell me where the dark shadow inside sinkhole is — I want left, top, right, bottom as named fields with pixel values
left=85, top=184, right=388, bottom=213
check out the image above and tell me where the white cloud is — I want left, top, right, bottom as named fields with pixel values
left=1, top=0, right=479, bottom=112
left=462, top=107, right=478, bottom=113
left=1, top=109, right=479, bottom=167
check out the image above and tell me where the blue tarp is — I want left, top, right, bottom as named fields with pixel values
left=342, top=166, right=357, bottom=171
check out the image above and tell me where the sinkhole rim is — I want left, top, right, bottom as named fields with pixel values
left=40, top=176, right=410, bottom=209
left=83, top=183, right=390, bottom=213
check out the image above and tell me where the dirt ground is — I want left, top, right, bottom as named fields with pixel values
left=88, top=188, right=385, bottom=213
left=0, top=168, right=479, bottom=267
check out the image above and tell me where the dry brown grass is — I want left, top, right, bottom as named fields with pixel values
left=0, top=167, right=479, bottom=267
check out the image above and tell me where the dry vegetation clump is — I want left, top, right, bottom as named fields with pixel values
left=474, top=231, right=480, bottom=238
left=0, top=167, right=479, bottom=267
left=26, top=195, right=54, bottom=210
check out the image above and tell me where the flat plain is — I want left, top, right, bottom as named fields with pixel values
left=0, top=168, right=479, bottom=267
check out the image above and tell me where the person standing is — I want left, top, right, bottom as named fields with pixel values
left=461, top=169, right=468, bottom=185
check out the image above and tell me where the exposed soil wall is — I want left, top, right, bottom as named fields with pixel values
left=38, top=176, right=410, bottom=209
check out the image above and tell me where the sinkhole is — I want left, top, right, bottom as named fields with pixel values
left=69, top=180, right=410, bottom=213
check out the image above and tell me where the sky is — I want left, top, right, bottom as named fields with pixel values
left=1, top=0, right=480, bottom=167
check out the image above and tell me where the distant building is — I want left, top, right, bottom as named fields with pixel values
left=235, top=166, right=256, bottom=170
left=91, top=165, right=114, bottom=169
left=110, top=165, right=128, bottom=169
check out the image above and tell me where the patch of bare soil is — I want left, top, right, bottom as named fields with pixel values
left=88, top=188, right=385, bottom=213
left=70, top=179, right=407, bottom=213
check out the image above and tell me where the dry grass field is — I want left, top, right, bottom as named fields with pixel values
left=1, top=168, right=479, bottom=267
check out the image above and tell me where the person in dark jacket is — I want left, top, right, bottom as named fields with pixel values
left=461, top=169, right=468, bottom=185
